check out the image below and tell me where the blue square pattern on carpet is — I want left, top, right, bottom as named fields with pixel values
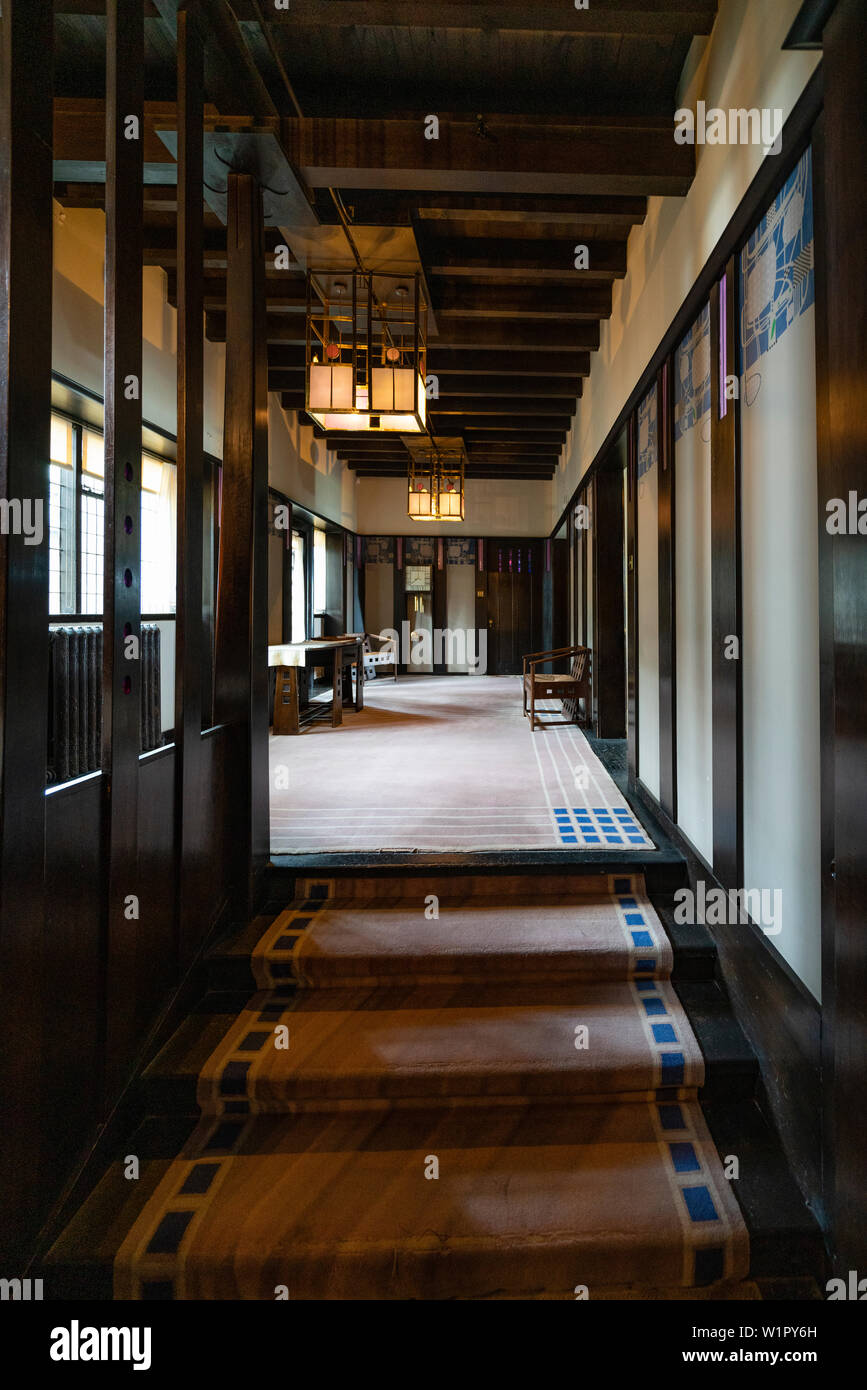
left=552, top=805, right=649, bottom=846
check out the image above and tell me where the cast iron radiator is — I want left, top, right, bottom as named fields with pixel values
left=48, top=623, right=163, bottom=784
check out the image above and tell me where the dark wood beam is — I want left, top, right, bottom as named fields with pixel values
left=255, top=1, right=717, bottom=36
left=429, top=396, right=577, bottom=416
left=428, top=348, right=591, bottom=376
left=436, top=283, right=612, bottom=320
left=430, top=320, right=601, bottom=350
left=319, top=190, right=648, bottom=227
left=427, top=237, right=627, bottom=280
left=435, top=374, right=583, bottom=397
left=0, top=0, right=53, bottom=1264
left=102, top=0, right=144, bottom=1095
left=284, top=117, right=694, bottom=197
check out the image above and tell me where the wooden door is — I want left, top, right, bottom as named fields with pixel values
left=486, top=541, right=541, bottom=674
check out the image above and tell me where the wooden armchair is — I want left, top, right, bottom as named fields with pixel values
left=522, top=645, right=592, bottom=732
left=362, top=631, right=398, bottom=682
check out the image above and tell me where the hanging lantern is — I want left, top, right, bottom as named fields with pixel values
left=435, top=439, right=466, bottom=522
left=404, top=436, right=467, bottom=522
left=407, top=450, right=437, bottom=520
left=306, top=270, right=427, bottom=433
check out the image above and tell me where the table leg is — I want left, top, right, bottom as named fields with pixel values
left=331, top=652, right=343, bottom=727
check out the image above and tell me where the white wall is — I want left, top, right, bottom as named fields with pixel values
left=740, top=149, right=821, bottom=1000
left=356, top=474, right=553, bottom=536
left=446, top=564, right=477, bottom=672
left=268, top=401, right=356, bottom=531
left=53, top=205, right=226, bottom=457
left=556, top=0, right=819, bottom=509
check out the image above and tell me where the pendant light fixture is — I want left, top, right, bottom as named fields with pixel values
left=404, top=436, right=467, bottom=522
left=306, top=270, right=427, bottom=433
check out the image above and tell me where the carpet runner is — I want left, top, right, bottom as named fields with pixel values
left=112, top=873, right=751, bottom=1300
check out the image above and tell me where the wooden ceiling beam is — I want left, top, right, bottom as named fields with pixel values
left=428, top=348, right=591, bottom=376
left=434, top=374, right=583, bottom=397
left=429, top=396, right=576, bottom=417
left=284, top=117, right=694, bottom=197
left=430, top=320, right=600, bottom=350
left=248, top=1, right=717, bottom=36
left=436, top=283, right=612, bottom=320
left=427, top=237, right=627, bottom=280
left=317, top=190, right=648, bottom=227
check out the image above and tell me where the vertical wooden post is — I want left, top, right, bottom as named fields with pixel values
left=657, top=357, right=677, bottom=818
left=281, top=502, right=293, bottom=642
left=625, top=415, right=638, bottom=780
left=0, top=0, right=52, bottom=1263
left=594, top=464, right=627, bottom=739
left=174, top=2, right=206, bottom=966
left=102, top=0, right=144, bottom=1093
left=709, top=262, right=742, bottom=889
left=214, top=172, right=269, bottom=913
left=815, top=0, right=867, bottom=1274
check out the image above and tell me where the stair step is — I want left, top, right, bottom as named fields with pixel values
left=143, top=979, right=717, bottom=1114
left=236, top=877, right=677, bottom=991
left=44, top=1100, right=752, bottom=1301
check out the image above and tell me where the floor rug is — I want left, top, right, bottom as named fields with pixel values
left=269, top=675, right=655, bottom=853
left=112, top=872, right=750, bottom=1300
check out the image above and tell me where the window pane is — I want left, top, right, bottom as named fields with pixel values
left=313, top=528, right=326, bottom=613
left=291, top=532, right=306, bottom=642
left=48, top=461, right=76, bottom=614
left=82, top=429, right=104, bottom=478
left=140, top=457, right=176, bottom=614
left=80, top=481, right=104, bottom=614
left=50, top=415, right=73, bottom=465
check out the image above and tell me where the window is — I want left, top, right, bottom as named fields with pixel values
left=47, top=413, right=177, bottom=617
left=313, top=527, right=327, bottom=615
left=291, top=531, right=306, bottom=642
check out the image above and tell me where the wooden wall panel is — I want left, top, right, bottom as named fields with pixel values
left=42, top=779, right=103, bottom=1232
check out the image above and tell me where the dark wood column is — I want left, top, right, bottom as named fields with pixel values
left=433, top=538, right=448, bottom=673
left=657, top=357, right=677, bottom=817
left=625, top=415, right=638, bottom=778
left=281, top=503, right=293, bottom=642
left=0, top=0, right=53, bottom=1264
left=593, top=463, right=626, bottom=738
left=709, top=261, right=742, bottom=889
left=102, top=0, right=144, bottom=1091
left=815, top=0, right=867, bottom=1276
left=174, top=3, right=206, bottom=967
left=214, top=172, right=269, bottom=913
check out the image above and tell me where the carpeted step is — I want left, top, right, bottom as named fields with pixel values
left=142, top=979, right=704, bottom=1115
left=66, top=1100, right=749, bottom=1300
left=247, top=873, right=674, bottom=990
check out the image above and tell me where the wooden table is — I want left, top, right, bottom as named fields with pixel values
left=269, top=637, right=365, bottom=734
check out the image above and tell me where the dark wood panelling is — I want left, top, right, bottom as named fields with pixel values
left=393, top=546, right=406, bottom=672
left=593, top=463, right=626, bottom=738
left=433, top=542, right=448, bottom=674
left=137, top=751, right=177, bottom=1039
left=42, top=779, right=102, bottom=1181
left=709, top=265, right=742, bottom=890
left=657, top=358, right=677, bottom=817
left=173, top=5, right=207, bottom=969
left=815, top=0, right=867, bottom=1274
left=0, top=0, right=53, bottom=1264
left=324, top=529, right=345, bottom=635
